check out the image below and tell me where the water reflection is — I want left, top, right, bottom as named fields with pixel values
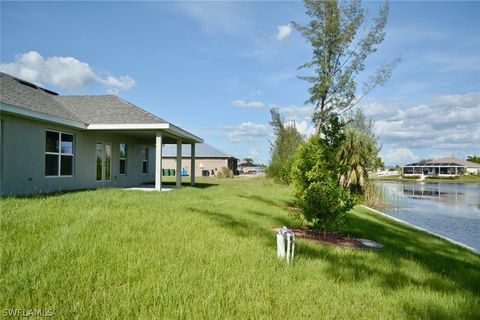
left=375, top=181, right=480, bottom=252
left=402, top=184, right=465, bottom=205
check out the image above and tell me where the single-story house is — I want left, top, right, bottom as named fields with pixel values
left=403, top=157, right=480, bottom=177
left=0, top=72, right=202, bottom=196
left=161, top=143, right=238, bottom=176
left=238, top=162, right=262, bottom=174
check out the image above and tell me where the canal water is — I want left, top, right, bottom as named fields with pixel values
left=375, top=181, right=480, bottom=252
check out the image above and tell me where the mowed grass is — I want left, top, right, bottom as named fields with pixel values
left=1, top=177, right=479, bottom=319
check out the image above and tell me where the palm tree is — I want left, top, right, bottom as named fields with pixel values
left=467, top=155, right=480, bottom=164
left=339, top=128, right=377, bottom=191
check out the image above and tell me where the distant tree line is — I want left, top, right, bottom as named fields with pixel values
left=467, top=155, right=480, bottom=164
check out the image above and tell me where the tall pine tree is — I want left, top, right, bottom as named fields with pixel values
left=292, top=0, right=399, bottom=133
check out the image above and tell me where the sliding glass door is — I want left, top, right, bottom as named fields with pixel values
left=96, top=142, right=112, bottom=182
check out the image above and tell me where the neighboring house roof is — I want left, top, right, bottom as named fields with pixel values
left=238, top=163, right=259, bottom=167
left=162, top=143, right=236, bottom=158
left=405, top=157, right=480, bottom=168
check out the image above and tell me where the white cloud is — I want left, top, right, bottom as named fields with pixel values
left=175, top=2, right=249, bottom=37
left=279, top=105, right=314, bottom=121
left=223, top=122, right=270, bottom=143
left=383, top=147, right=419, bottom=165
left=296, top=121, right=315, bottom=137
left=432, top=93, right=480, bottom=109
left=276, top=24, right=291, bottom=40
left=363, top=101, right=398, bottom=120
left=285, top=120, right=315, bottom=137
left=279, top=105, right=315, bottom=136
left=247, top=148, right=260, bottom=160
left=231, top=99, right=265, bottom=108
left=248, top=88, right=262, bottom=97
left=364, top=93, right=480, bottom=161
left=0, top=51, right=135, bottom=93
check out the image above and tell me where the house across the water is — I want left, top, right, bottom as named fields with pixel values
left=403, top=157, right=480, bottom=177
left=0, top=72, right=202, bottom=195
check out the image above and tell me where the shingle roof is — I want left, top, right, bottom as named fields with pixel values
left=405, top=157, right=480, bottom=168
left=162, top=143, right=235, bottom=158
left=0, top=72, right=82, bottom=122
left=0, top=72, right=166, bottom=125
left=426, top=157, right=480, bottom=168
left=55, top=95, right=167, bottom=124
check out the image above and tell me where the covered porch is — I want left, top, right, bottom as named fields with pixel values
left=86, top=123, right=203, bottom=191
left=403, top=163, right=465, bottom=176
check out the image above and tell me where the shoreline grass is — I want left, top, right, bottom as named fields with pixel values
left=372, top=174, right=480, bottom=183
left=1, top=177, right=479, bottom=319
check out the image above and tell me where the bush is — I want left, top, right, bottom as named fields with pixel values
left=217, top=167, right=233, bottom=179
left=266, top=156, right=296, bottom=184
left=401, top=175, right=421, bottom=179
left=291, top=118, right=355, bottom=231
left=266, top=108, right=304, bottom=184
left=426, top=176, right=459, bottom=180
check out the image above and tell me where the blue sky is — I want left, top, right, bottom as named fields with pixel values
left=1, top=1, right=479, bottom=165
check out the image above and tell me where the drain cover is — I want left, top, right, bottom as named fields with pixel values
left=356, top=238, right=384, bottom=250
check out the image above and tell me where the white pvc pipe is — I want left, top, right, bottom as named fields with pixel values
left=277, top=233, right=285, bottom=258
left=277, top=227, right=296, bottom=262
left=286, top=235, right=291, bottom=263
left=291, top=237, right=295, bottom=261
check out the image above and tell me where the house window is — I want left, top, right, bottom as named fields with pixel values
left=142, top=147, right=148, bottom=174
left=45, top=130, right=74, bottom=176
left=119, top=143, right=127, bottom=175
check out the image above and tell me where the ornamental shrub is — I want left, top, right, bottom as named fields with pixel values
left=291, top=117, right=355, bottom=231
left=217, top=167, right=233, bottom=178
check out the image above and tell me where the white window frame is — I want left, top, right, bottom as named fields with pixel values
left=119, top=143, right=127, bottom=175
left=142, top=146, right=148, bottom=175
left=45, top=129, right=74, bottom=177
left=104, top=143, right=112, bottom=181
left=96, top=141, right=112, bottom=182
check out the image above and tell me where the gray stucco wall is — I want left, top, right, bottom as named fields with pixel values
left=0, top=114, right=157, bottom=195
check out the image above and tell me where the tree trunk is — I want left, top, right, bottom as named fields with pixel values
left=315, top=97, right=327, bottom=135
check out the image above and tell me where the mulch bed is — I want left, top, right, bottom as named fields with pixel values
left=274, top=227, right=383, bottom=250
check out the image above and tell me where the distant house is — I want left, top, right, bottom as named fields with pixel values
left=403, top=157, right=480, bottom=177
left=0, top=72, right=202, bottom=195
left=238, top=162, right=261, bottom=174
left=161, top=143, right=238, bottom=176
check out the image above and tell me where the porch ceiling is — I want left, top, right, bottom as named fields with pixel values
left=86, top=129, right=195, bottom=144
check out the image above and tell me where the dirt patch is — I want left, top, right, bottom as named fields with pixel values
left=274, top=227, right=383, bottom=250
left=279, top=205, right=301, bottom=212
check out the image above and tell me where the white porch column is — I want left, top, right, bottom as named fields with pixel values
left=155, top=132, right=163, bottom=191
left=176, top=139, right=182, bottom=188
left=191, top=143, right=196, bottom=186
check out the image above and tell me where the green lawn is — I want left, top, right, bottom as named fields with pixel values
left=372, top=175, right=480, bottom=183
left=1, top=177, right=479, bottom=319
